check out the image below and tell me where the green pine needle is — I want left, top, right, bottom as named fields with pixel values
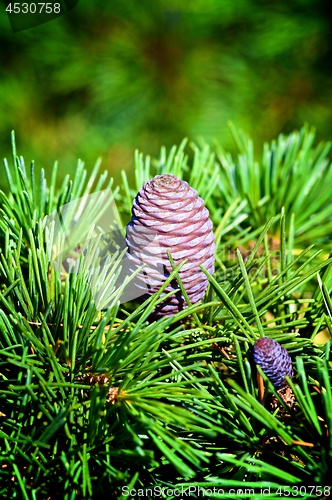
left=1, top=127, right=331, bottom=497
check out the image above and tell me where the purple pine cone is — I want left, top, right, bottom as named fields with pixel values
left=125, top=174, right=215, bottom=317
left=253, top=337, right=293, bottom=389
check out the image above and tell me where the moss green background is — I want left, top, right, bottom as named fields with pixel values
left=0, top=0, right=331, bottom=187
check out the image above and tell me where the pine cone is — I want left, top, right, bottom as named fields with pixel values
left=253, top=337, right=293, bottom=389
left=125, top=174, right=215, bottom=317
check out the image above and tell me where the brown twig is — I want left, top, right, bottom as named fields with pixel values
left=257, top=372, right=265, bottom=404
left=291, top=439, right=315, bottom=448
left=212, top=342, right=231, bottom=360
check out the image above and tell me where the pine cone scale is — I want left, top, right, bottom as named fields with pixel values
left=253, top=337, right=293, bottom=389
left=126, top=174, right=215, bottom=317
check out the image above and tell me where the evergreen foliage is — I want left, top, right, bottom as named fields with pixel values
left=1, top=0, right=332, bottom=181
left=0, top=126, right=331, bottom=498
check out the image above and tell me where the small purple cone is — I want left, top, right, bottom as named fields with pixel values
left=253, top=337, right=293, bottom=389
left=125, top=174, right=215, bottom=318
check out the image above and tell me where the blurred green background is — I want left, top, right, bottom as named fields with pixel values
left=0, top=0, right=331, bottom=189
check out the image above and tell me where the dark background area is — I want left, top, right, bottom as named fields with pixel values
left=0, top=0, right=331, bottom=189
